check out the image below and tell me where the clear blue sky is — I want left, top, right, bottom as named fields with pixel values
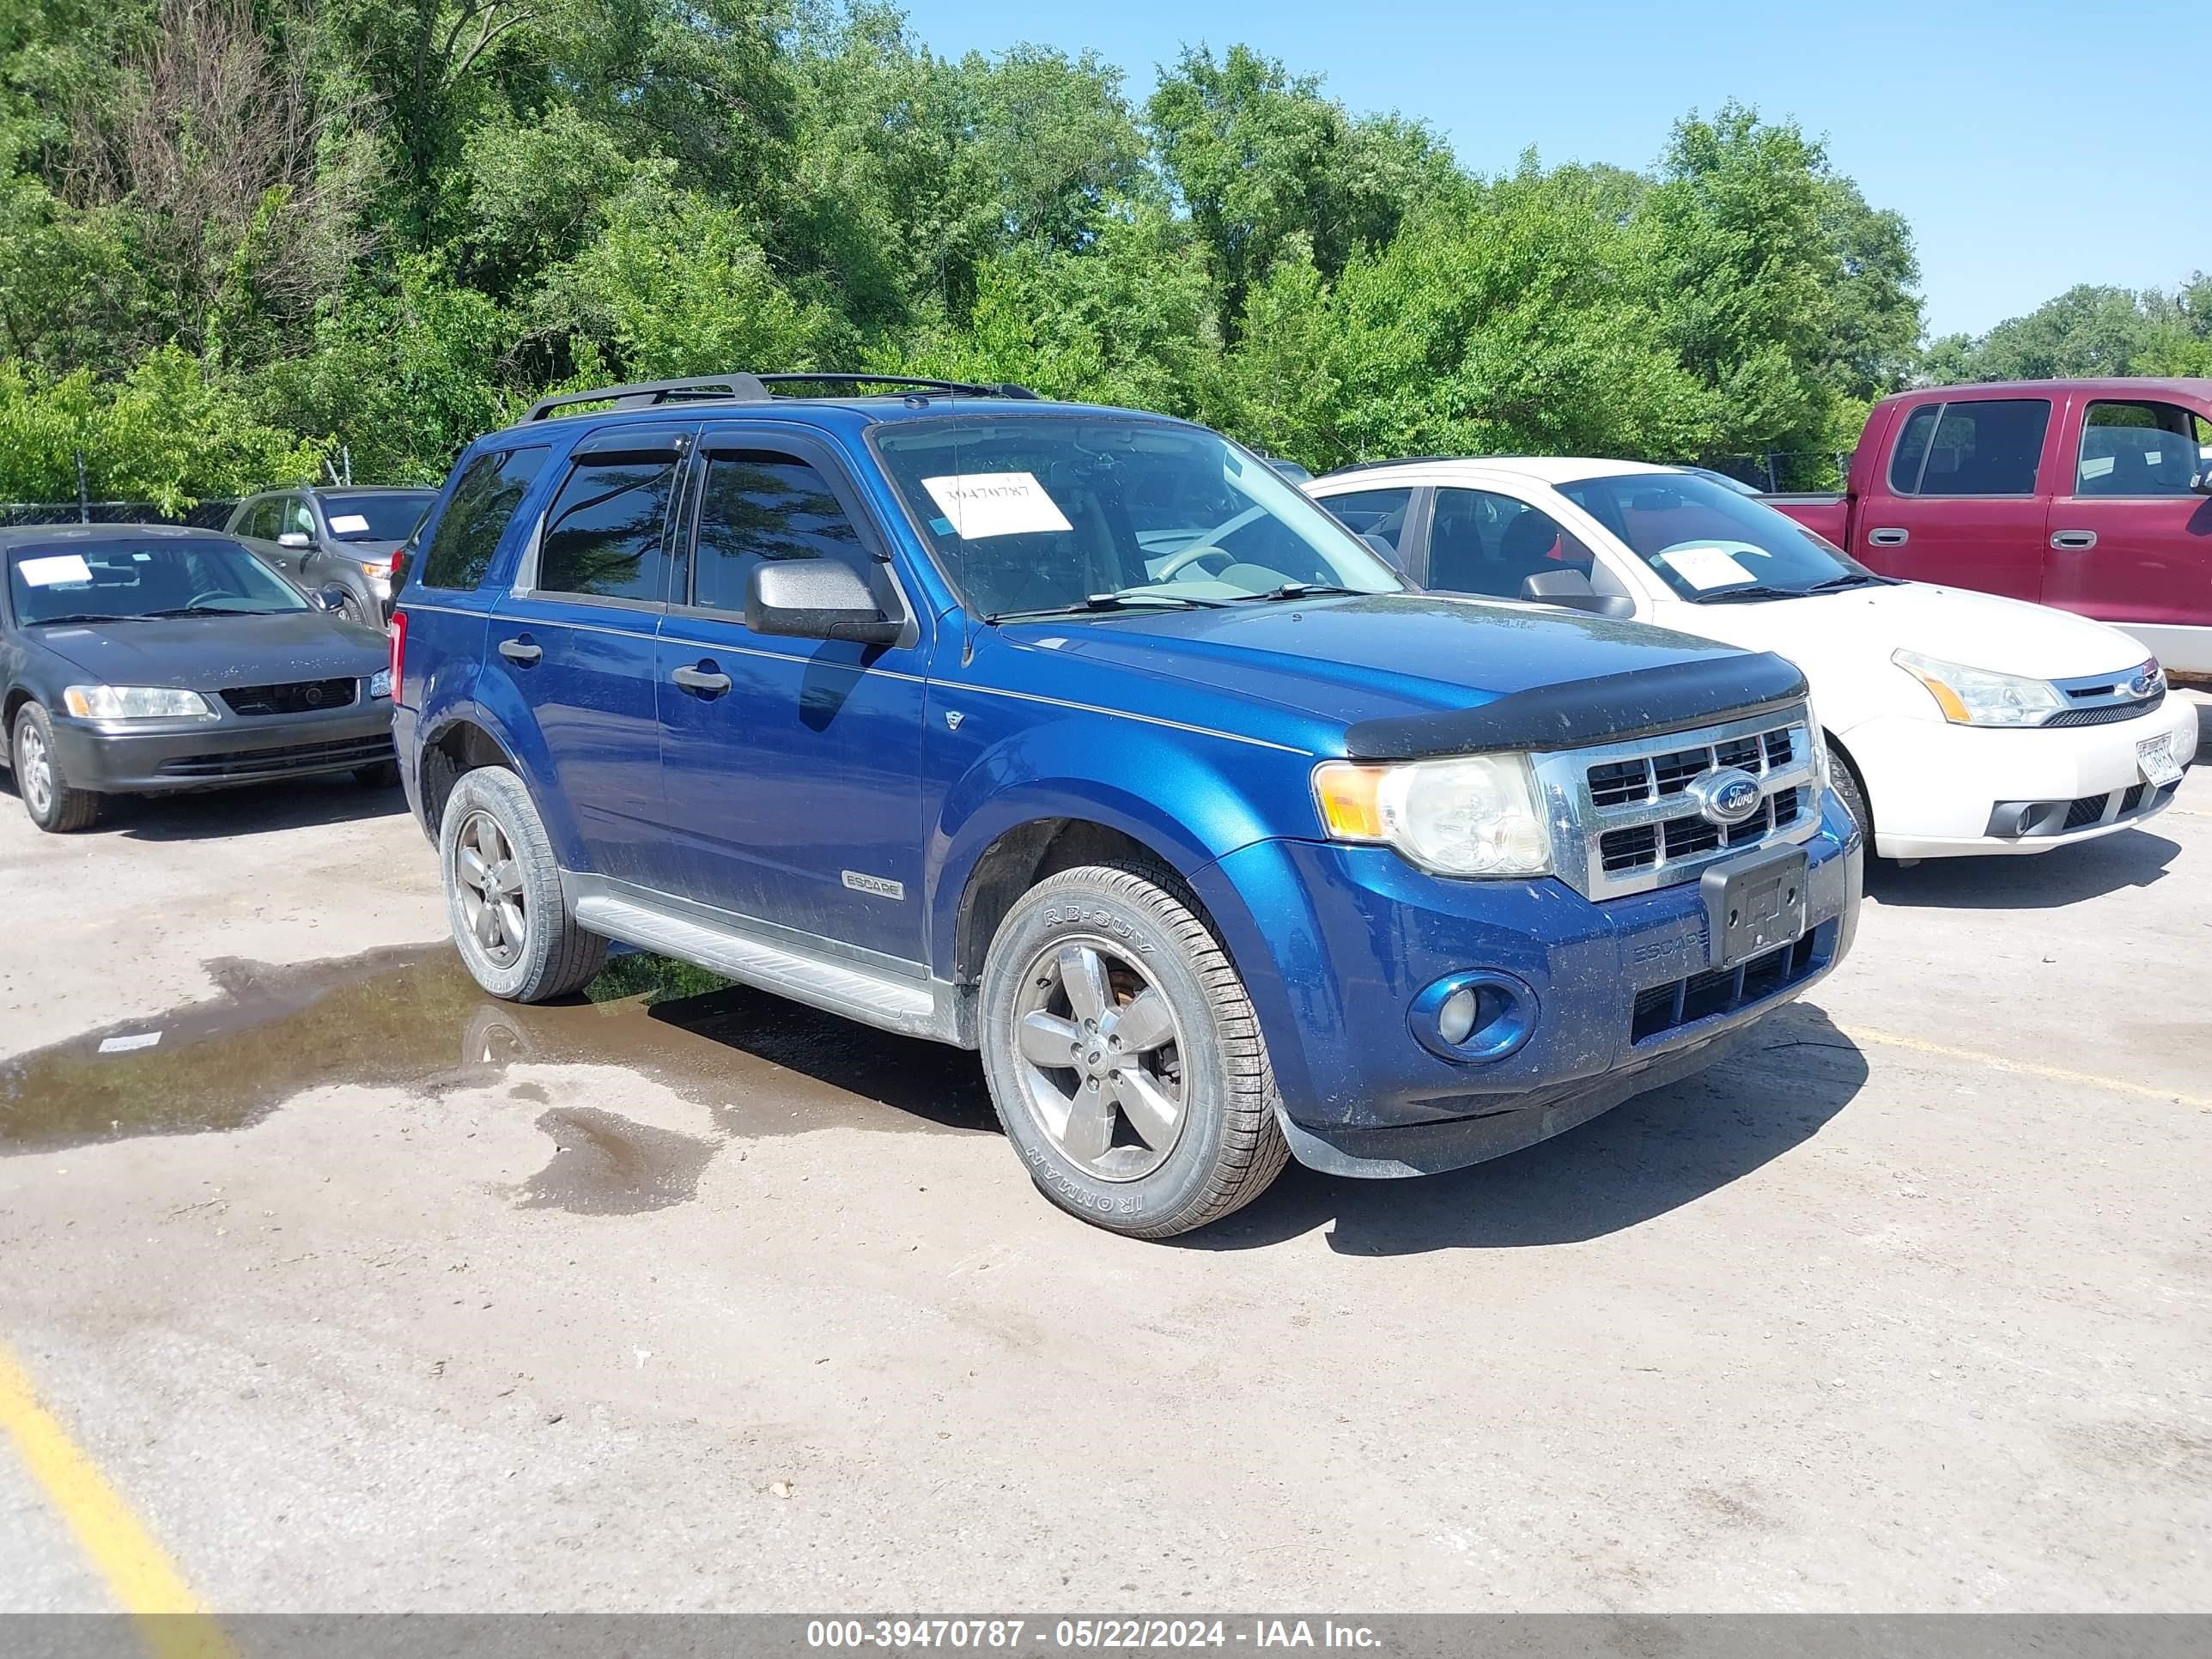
left=903, top=0, right=2209, bottom=340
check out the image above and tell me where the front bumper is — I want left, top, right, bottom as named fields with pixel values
left=46, top=703, right=395, bottom=793
left=1841, top=697, right=2196, bottom=859
left=1206, top=793, right=1861, bottom=1178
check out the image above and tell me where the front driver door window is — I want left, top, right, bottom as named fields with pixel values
left=655, top=441, right=928, bottom=963
left=1423, top=489, right=1597, bottom=600
left=2042, top=398, right=2212, bottom=630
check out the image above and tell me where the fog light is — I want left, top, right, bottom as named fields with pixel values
left=1410, top=970, right=1537, bottom=1063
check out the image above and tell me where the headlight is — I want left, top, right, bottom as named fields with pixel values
left=1893, top=648, right=2063, bottom=727
left=368, top=668, right=392, bottom=699
left=62, top=685, right=216, bottom=720
left=1314, top=754, right=1553, bottom=877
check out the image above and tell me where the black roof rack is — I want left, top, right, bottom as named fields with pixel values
left=520, top=373, right=1042, bottom=424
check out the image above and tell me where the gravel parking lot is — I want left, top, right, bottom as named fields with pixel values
left=3, top=702, right=2209, bottom=1614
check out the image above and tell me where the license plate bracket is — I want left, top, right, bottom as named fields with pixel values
left=1700, top=843, right=1810, bottom=969
left=2137, top=734, right=2183, bottom=788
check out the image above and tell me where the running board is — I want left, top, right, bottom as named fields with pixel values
left=569, top=889, right=961, bottom=1044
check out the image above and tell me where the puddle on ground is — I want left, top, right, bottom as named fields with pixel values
left=510, top=1107, right=720, bottom=1216
left=0, top=945, right=999, bottom=1166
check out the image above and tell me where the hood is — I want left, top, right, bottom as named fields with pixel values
left=1662, top=581, right=2156, bottom=683
left=33, top=610, right=390, bottom=688
left=987, top=593, right=1792, bottom=754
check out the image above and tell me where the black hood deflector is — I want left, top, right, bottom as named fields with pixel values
left=1342, top=652, right=1809, bottom=761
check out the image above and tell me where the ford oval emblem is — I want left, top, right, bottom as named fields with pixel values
left=2130, top=664, right=2163, bottom=699
left=1688, top=767, right=1764, bottom=828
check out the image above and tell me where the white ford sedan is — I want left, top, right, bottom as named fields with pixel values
left=1308, top=458, right=2197, bottom=859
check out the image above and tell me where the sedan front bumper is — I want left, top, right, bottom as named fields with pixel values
left=1841, top=696, right=2197, bottom=858
left=46, top=702, right=395, bottom=793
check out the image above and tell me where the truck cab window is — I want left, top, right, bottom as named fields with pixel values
left=1890, top=399, right=2050, bottom=496
left=2076, top=401, right=2206, bottom=497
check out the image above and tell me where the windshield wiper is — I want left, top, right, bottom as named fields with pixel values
left=1802, top=572, right=1888, bottom=592
left=1692, top=584, right=1808, bottom=605
left=984, top=592, right=1220, bottom=623
left=1223, top=582, right=1368, bottom=604
left=140, top=605, right=283, bottom=618
left=27, top=612, right=134, bottom=626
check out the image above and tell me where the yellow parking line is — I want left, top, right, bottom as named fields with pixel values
left=0, top=1343, right=235, bottom=1658
left=1838, top=1024, right=2212, bottom=1111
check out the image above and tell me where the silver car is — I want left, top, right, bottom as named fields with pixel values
left=225, top=488, right=437, bottom=625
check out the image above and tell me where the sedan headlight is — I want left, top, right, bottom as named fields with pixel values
left=368, top=668, right=392, bottom=699
left=62, top=685, right=216, bottom=721
left=1314, top=754, right=1553, bottom=877
left=1893, top=649, right=2064, bottom=727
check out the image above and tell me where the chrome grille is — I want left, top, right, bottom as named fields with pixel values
left=1534, top=705, right=1821, bottom=898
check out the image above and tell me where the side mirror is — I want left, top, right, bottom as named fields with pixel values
left=309, top=586, right=351, bottom=613
left=747, top=561, right=901, bottom=646
left=1522, top=568, right=1635, bottom=619
left=277, top=531, right=313, bottom=550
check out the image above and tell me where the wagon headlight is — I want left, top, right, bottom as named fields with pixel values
left=62, top=685, right=216, bottom=721
left=1893, top=649, right=2064, bottom=727
left=368, top=668, right=392, bottom=699
left=1314, top=754, right=1553, bottom=877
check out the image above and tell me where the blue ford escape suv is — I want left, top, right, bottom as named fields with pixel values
left=392, top=374, right=1861, bottom=1237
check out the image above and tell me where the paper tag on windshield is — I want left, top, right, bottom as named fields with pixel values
left=1658, top=546, right=1756, bottom=591
left=328, top=514, right=369, bottom=534
left=921, top=472, right=1073, bottom=540
left=17, top=554, right=92, bottom=587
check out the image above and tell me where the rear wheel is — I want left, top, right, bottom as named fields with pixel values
left=11, top=702, right=99, bottom=833
left=440, top=765, right=605, bottom=1001
left=978, top=862, right=1288, bottom=1238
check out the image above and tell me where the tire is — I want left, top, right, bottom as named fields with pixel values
left=978, top=861, right=1290, bottom=1239
left=1826, top=738, right=1871, bottom=843
left=439, top=765, right=605, bottom=1002
left=353, top=760, right=401, bottom=788
left=11, top=702, right=100, bottom=833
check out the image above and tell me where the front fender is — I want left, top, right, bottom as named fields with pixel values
left=923, top=702, right=1313, bottom=983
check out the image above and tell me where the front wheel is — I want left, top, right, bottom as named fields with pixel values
left=11, top=702, right=100, bottom=833
left=978, top=862, right=1288, bottom=1238
left=1826, top=738, right=1871, bottom=843
left=439, top=765, right=605, bottom=1001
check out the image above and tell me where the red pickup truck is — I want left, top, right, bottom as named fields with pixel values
left=1767, top=379, right=2212, bottom=672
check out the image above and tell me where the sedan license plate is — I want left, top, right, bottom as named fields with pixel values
left=2137, top=734, right=2183, bottom=788
left=1699, top=844, right=1809, bottom=969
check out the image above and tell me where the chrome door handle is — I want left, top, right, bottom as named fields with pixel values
left=1867, top=527, right=1909, bottom=547
left=2051, top=530, right=2098, bottom=551
left=671, top=664, right=732, bottom=696
left=496, top=637, right=542, bottom=665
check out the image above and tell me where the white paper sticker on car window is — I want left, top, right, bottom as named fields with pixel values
left=328, top=514, right=370, bottom=534
left=16, top=554, right=93, bottom=587
left=921, top=472, right=1073, bottom=539
left=1657, top=546, right=1756, bottom=591
left=2143, top=450, right=2162, bottom=468
left=2081, top=455, right=2116, bottom=480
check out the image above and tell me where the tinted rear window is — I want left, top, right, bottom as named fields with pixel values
left=536, top=456, right=678, bottom=603
left=1887, top=399, right=2050, bottom=496
left=417, top=447, right=548, bottom=591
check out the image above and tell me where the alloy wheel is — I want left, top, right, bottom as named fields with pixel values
left=1011, top=937, right=1189, bottom=1181
left=16, top=723, right=52, bottom=818
left=453, top=810, right=526, bottom=967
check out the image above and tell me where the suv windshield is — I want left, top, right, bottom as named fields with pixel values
left=322, top=494, right=435, bottom=541
left=6, top=538, right=307, bottom=625
left=873, top=415, right=1403, bottom=619
left=1559, top=472, right=1885, bottom=602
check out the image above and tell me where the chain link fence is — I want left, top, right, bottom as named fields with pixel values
left=1701, top=450, right=1856, bottom=493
